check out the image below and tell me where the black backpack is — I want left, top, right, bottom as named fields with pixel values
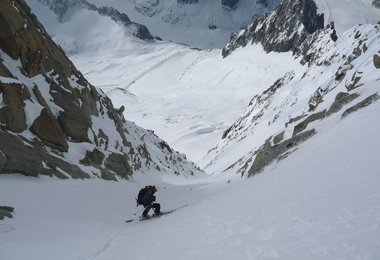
left=137, top=187, right=147, bottom=205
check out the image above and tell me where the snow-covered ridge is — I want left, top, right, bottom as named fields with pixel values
left=0, top=0, right=203, bottom=180
left=86, top=0, right=281, bottom=48
left=202, top=22, right=380, bottom=175
left=222, top=0, right=326, bottom=57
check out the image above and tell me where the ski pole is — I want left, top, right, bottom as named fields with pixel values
left=133, top=205, right=151, bottom=216
left=133, top=207, right=144, bottom=216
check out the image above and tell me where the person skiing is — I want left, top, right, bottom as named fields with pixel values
left=137, top=185, right=161, bottom=218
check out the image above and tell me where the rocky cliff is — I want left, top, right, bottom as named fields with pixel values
left=0, top=0, right=202, bottom=180
left=222, top=0, right=325, bottom=57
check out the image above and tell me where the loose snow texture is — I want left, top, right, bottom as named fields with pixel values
left=1, top=100, right=380, bottom=259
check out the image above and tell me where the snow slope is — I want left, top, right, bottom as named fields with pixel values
left=1, top=99, right=380, bottom=259
left=28, top=0, right=300, bottom=163
left=202, top=22, right=380, bottom=175
left=2, top=1, right=380, bottom=259
left=75, top=44, right=300, bottom=163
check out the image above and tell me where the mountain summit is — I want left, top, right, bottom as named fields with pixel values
left=222, top=0, right=325, bottom=57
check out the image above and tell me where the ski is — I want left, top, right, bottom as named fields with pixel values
left=125, top=204, right=188, bottom=223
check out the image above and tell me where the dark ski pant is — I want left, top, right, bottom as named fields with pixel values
left=142, top=203, right=160, bottom=217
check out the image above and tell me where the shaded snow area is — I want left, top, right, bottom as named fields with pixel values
left=1, top=102, right=380, bottom=259
left=314, top=0, right=380, bottom=35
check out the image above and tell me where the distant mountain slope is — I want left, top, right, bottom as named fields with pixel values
left=34, top=0, right=154, bottom=40
left=0, top=0, right=202, bottom=179
left=26, top=0, right=155, bottom=56
left=85, top=0, right=281, bottom=48
left=313, top=0, right=380, bottom=35
left=201, top=0, right=380, bottom=175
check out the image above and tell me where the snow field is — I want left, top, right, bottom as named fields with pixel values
left=1, top=100, right=380, bottom=259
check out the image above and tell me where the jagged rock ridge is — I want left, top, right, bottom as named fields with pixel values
left=222, top=0, right=325, bottom=57
left=0, top=0, right=202, bottom=180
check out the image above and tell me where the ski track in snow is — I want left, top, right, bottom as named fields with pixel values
left=81, top=227, right=125, bottom=260
left=122, top=50, right=188, bottom=91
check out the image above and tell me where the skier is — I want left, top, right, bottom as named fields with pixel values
left=136, top=185, right=161, bottom=218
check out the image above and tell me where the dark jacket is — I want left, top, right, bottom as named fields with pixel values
left=137, top=188, right=156, bottom=207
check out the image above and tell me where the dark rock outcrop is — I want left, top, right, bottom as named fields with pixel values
left=0, top=206, right=14, bottom=220
left=373, top=0, right=380, bottom=8
left=80, top=148, right=105, bottom=166
left=222, top=0, right=324, bottom=57
left=105, top=153, right=132, bottom=179
left=222, top=0, right=239, bottom=10
left=177, top=0, right=199, bottom=4
left=248, top=129, right=316, bottom=176
left=374, top=54, right=380, bottom=69
left=0, top=84, right=28, bottom=133
left=293, top=110, right=326, bottom=136
left=257, top=0, right=267, bottom=6
left=342, top=94, right=380, bottom=118
left=30, top=109, right=69, bottom=152
left=326, top=92, right=360, bottom=116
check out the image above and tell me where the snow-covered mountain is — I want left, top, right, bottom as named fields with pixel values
left=200, top=0, right=380, bottom=176
left=36, top=0, right=154, bottom=40
left=0, top=0, right=202, bottom=180
left=29, top=0, right=378, bottom=166
left=2, top=0, right=380, bottom=259
left=85, top=0, right=281, bottom=48
left=222, top=0, right=326, bottom=57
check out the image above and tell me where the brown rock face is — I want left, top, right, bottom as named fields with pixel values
left=0, top=84, right=28, bottom=133
left=30, top=109, right=69, bottom=152
left=0, top=0, right=74, bottom=77
left=374, top=54, right=380, bottom=69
